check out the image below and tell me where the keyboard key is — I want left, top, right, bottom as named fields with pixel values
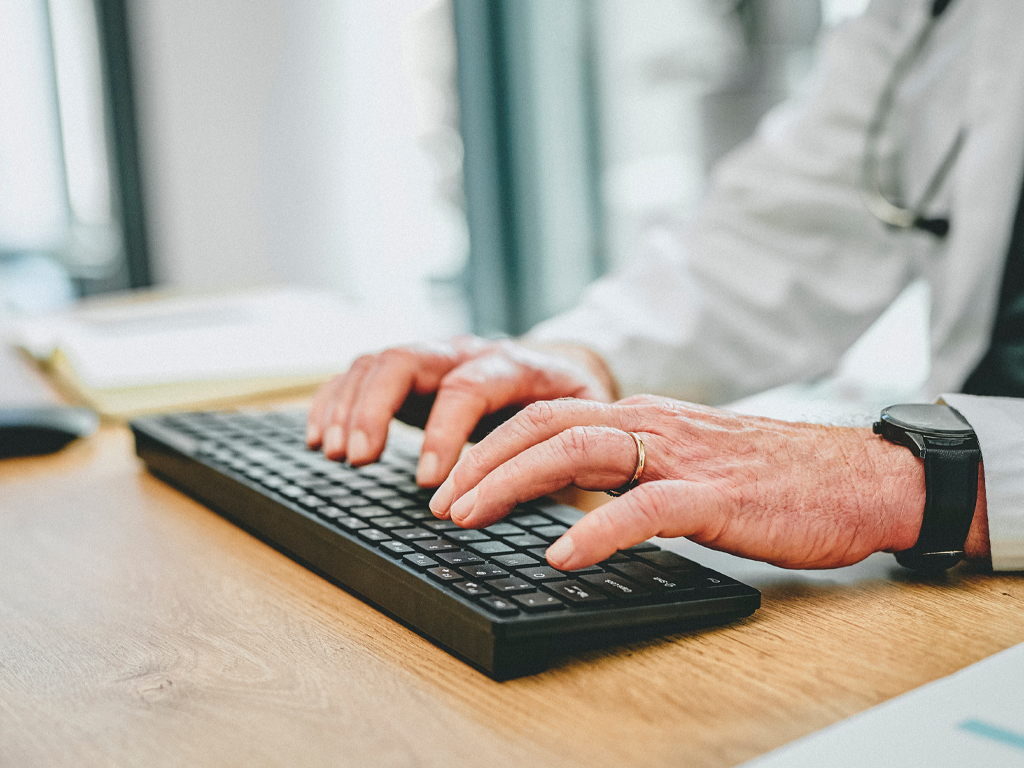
left=479, top=596, right=519, bottom=616
left=458, top=563, right=508, bottom=579
left=485, top=577, right=534, bottom=594
left=636, top=551, right=698, bottom=572
left=493, top=553, right=539, bottom=568
left=608, top=562, right=694, bottom=594
left=426, top=566, right=462, bottom=583
left=512, top=592, right=565, bottom=613
left=526, top=547, right=551, bottom=560
left=580, top=573, right=649, bottom=601
left=545, top=580, right=610, bottom=606
left=393, top=528, right=434, bottom=541
left=447, top=529, right=489, bottom=543
left=318, top=506, right=345, bottom=519
left=507, top=513, right=550, bottom=528
left=361, top=487, right=399, bottom=500
left=560, top=564, right=602, bottom=575
left=348, top=505, right=392, bottom=519
left=412, top=538, right=460, bottom=554
left=424, top=519, right=459, bottom=532
left=532, top=524, right=569, bottom=540
left=357, top=528, right=391, bottom=543
left=517, top=565, right=564, bottom=582
left=402, top=509, right=432, bottom=521
left=700, top=573, right=739, bottom=589
left=482, top=522, right=525, bottom=537
left=372, top=515, right=411, bottom=529
left=532, top=503, right=583, bottom=526
left=335, top=496, right=373, bottom=509
left=452, top=581, right=491, bottom=599
left=403, top=553, right=438, bottom=569
left=626, top=542, right=659, bottom=553
left=334, top=516, right=368, bottom=531
left=381, top=541, right=414, bottom=557
left=601, top=553, right=630, bottom=564
left=380, top=497, right=418, bottom=511
left=437, top=550, right=485, bottom=566
left=389, top=481, right=421, bottom=495
left=469, top=541, right=514, bottom=556
left=506, top=534, right=546, bottom=548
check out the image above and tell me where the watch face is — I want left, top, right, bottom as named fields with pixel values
left=881, top=404, right=974, bottom=436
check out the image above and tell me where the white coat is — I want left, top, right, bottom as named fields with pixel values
left=528, top=0, right=1024, bottom=570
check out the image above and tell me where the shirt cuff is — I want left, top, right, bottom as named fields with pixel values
left=940, top=393, right=1024, bottom=571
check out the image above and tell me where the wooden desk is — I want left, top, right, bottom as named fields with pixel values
left=1, top=419, right=1023, bottom=767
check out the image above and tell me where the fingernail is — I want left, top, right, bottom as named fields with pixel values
left=416, top=451, right=439, bottom=486
left=323, top=425, right=343, bottom=455
left=430, top=477, right=455, bottom=515
left=449, top=486, right=477, bottom=524
left=306, top=424, right=320, bottom=446
left=546, top=535, right=575, bottom=568
left=346, top=430, right=370, bottom=463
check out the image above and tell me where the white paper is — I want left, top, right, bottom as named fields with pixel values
left=744, top=642, right=1024, bottom=767
left=5, top=287, right=465, bottom=389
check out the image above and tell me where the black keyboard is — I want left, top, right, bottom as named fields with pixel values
left=131, top=410, right=760, bottom=679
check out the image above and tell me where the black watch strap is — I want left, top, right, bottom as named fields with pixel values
left=894, top=441, right=981, bottom=571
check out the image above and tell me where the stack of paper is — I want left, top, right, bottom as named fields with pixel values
left=5, top=287, right=465, bottom=418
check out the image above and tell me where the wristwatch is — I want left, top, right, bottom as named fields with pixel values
left=873, top=404, right=981, bottom=571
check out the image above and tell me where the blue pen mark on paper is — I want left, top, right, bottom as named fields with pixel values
left=960, top=720, right=1024, bottom=753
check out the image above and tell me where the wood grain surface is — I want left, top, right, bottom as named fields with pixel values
left=1, top=424, right=1022, bottom=768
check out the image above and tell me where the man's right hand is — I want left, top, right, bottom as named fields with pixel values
left=305, top=335, right=617, bottom=487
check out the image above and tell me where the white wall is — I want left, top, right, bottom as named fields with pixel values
left=129, top=0, right=284, bottom=289
left=129, top=0, right=458, bottom=299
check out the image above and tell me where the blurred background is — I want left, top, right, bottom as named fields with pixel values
left=3, top=0, right=928, bottom=418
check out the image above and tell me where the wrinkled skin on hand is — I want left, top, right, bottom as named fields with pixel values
left=427, top=395, right=958, bottom=571
left=306, top=336, right=614, bottom=486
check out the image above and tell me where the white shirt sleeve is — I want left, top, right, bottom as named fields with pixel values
left=938, top=394, right=1024, bottom=572
left=528, top=1, right=928, bottom=404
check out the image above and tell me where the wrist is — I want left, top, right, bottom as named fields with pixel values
left=873, top=433, right=990, bottom=563
left=519, top=341, right=620, bottom=401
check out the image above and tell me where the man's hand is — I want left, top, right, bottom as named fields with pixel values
left=305, top=336, right=616, bottom=486
left=428, top=395, right=989, bottom=571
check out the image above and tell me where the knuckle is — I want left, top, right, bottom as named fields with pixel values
left=618, top=393, right=661, bottom=407
left=557, top=426, right=594, bottom=460
left=352, top=353, right=376, bottom=369
left=438, top=368, right=487, bottom=393
left=378, top=346, right=414, bottom=367
left=521, top=400, right=560, bottom=429
left=625, top=483, right=672, bottom=533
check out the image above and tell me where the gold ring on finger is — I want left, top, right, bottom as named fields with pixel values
left=605, top=431, right=645, bottom=497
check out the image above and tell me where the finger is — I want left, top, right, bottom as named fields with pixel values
left=431, top=398, right=631, bottom=516
left=545, top=480, right=732, bottom=570
left=448, top=426, right=639, bottom=527
left=340, top=348, right=447, bottom=466
left=311, top=355, right=375, bottom=457
left=320, top=360, right=376, bottom=459
left=306, top=372, right=350, bottom=447
left=420, top=351, right=539, bottom=489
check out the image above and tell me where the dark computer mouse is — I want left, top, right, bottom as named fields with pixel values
left=0, top=406, right=99, bottom=458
